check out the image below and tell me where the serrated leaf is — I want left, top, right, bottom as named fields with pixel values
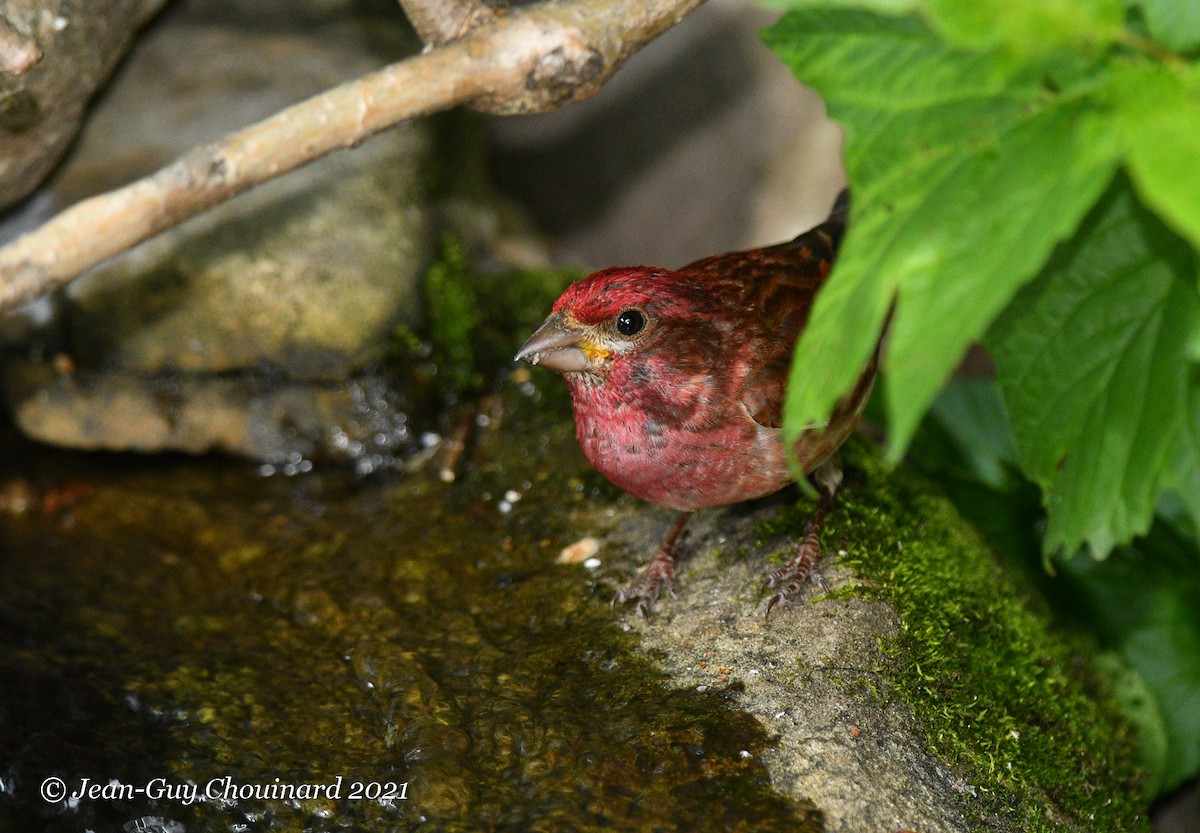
left=986, top=179, right=1200, bottom=555
left=764, top=9, right=1120, bottom=458
left=1113, top=61, right=1200, bottom=254
left=1132, top=0, right=1200, bottom=54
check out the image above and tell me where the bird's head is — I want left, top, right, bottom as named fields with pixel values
left=515, top=267, right=699, bottom=379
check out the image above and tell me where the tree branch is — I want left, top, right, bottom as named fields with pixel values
left=0, top=0, right=704, bottom=317
left=396, top=0, right=500, bottom=47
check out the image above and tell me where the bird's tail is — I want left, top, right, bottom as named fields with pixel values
left=828, top=188, right=849, bottom=225
left=821, top=188, right=850, bottom=250
left=784, top=188, right=849, bottom=255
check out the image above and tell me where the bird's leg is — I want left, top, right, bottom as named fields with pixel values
left=612, top=511, right=693, bottom=618
left=762, top=456, right=843, bottom=617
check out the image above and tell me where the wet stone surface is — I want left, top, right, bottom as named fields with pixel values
left=0, top=380, right=820, bottom=833
left=0, top=373, right=1149, bottom=832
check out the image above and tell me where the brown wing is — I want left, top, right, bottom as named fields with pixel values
left=679, top=197, right=845, bottom=429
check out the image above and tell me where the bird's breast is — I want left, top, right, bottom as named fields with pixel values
left=569, top=391, right=791, bottom=512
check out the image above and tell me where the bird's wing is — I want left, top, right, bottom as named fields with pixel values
left=736, top=248, right=827, bottom=430
left=681, top=199, right=845, bottom=430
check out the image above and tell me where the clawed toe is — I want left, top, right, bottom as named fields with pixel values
left=761, top=538, right=830, bottom=618
left=612, top=558, right=677, bottom=618
left=611, top=511, right=690, bottom=618
left=761, top=464, right=840, bottom=619
left=762, top=563, right=828, bottom=617
left=761, top=561, right=829, bottom=593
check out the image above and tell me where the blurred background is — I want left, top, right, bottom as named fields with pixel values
left=485, top=0, right=844, bottom=269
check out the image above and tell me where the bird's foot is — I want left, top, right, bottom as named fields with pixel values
left=761, top=535, right=830, bottom=618
left=612, top=546, right=679, bottom=619
left=611, top=511, right=691, bottom=619
left=762, top=461, right=840, bottom=618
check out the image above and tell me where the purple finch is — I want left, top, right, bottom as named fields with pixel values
left=516, top=193, right=877, bottom=616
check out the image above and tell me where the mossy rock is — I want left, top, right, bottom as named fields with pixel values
left=622, top=437, right=1147, bottom=832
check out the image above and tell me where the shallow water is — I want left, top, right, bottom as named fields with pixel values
left=0, top=380, right=819, bottom=832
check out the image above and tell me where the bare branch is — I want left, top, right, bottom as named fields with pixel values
left=0, top=0, right=704, bottom=318
left=396, top=0, right=500, bottom=47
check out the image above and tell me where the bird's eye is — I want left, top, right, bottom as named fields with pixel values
left=615, top=309, right=645, bottom=337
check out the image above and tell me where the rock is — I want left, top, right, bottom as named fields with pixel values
left=66, top=133, right=429, bottom=380
left=599, top=441, right=1147, bottom=831
left=57, top=10, right=430, bottom=380
left=3, top=359, right=417, bottom=468
left=3, top=1, right=438, bottom=461
left=616, top=518, right=976, bottom=831
left=0, top=0, right=166, bottom=209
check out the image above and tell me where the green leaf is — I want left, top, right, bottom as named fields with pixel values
left=1112, top=61, right=1200, bottom=253
left=1167, top=383, right=1200, bottom=536
left=759, top=0, right=920, bottom=12
left=986, top=179, right=1200, bottom=556
left=1131, top=0, right=1200, bottom=54
left=922, top=0, right=1123, bottom=56
left=1054, top=525, right=1200, bottom=795
left=762, top=0, right=1125, bottom=56
left=922, top=376, right=1019, bottom=488
left=1090, top=652, right=1170, bottom=798
left=764, top=9, right=1120, bottom=458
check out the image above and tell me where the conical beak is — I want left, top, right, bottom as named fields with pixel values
left=515, top=312, right=592, bottom=373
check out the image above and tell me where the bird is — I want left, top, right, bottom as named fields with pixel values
left=515, top=192, right=877, bottom=617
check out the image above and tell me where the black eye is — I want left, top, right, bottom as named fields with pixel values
left=616, top=309, right=645, bottom=336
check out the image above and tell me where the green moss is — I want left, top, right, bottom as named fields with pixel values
left=412, top=235, right=585, bottom=402
left=762, top=439, right=1148, bottom=831
left=423, top=236, right=484, bottom=394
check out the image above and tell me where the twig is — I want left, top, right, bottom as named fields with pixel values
left=0, top=0, right=704, bottom=317
left=439, top=401, right=477, bottom=482
left=438, top=393, right=500, bottom=482
left=397, top=0, right=501, bottom=47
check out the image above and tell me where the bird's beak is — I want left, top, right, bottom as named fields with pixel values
left=514, top=312, right=593, bottom=373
